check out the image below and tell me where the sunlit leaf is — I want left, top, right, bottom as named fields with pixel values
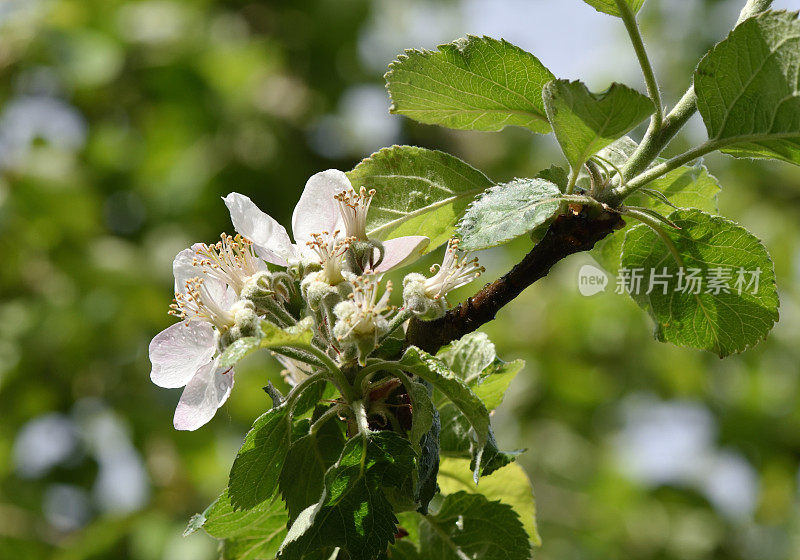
left=386, top=36, right=555, bottom=133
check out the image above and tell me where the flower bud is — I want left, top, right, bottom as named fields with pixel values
left=346, top=239, right=385, bottom=274
left=402, top=273, right=447, bottom=320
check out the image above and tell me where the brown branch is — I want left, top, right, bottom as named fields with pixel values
left=405, top=209, right=625, bottom=354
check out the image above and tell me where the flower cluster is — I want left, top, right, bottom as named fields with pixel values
left=149, top=170, right=483, bottom=430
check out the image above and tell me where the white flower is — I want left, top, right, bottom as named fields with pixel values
left=223, top=169, right=429, bottom=272
left=422, top=238, right=484, bottom=299
left=333, top=275, right=394, bottom=364
left=403, top=239, right=484, bottom=319
left=193, top=233, right=266, bottom=296
left=149, top=247, right=239, bottom=431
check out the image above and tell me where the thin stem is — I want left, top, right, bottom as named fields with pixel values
left=270, top=345, right=325, bottom=369
left=612, top=0, right=772, bottom=200
left=614, top=140, right=722, bottom=198
left=282, top=343, right=356, bottom=403
left=380, top=309, right=413, bottom=345
left=615, top=0, right=663, bottom=125
left=354, top=360, right=398, bottom=393
left=352, top=399, right=371, bottom=436
left=285, top=371, right=325, bottom=412
left=565, top=167, right=579, bottom=195
left=309, top=404, right=343, bottom=435
left=261, top=298, right=297, bottom=327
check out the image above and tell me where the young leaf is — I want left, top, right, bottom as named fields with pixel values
left=438, top=457, right=540, bottom=546
left=435, top=332, right=522, bottom=411
left=399, top=346, right=490, bottom=480
left=472, top=429, right=523, bottom=477
left=543, top=80, right=654, bottom=172
left=385, top=36, right=555, bottom=133
left=472, top=358, right=524, bottom=412
left=419, top=492, right=531, bottom=560
left=348, top=146, right=493, bottom=250
left=582, top=0, right=646, bottom=17
left=228, top=406, right=292, bottom=510
left=404, top=378, right=436, bottom=451
left=279, top=432, right=416, bottom=560
left=190, top=490, right=288, bottom=560
left=438, top=405, right=519, bottom=477
left=219, top=319, right=315, bottom=368
left=620, top=209, right=779, bottom=357
left=436, top=332, right=497, bottom=381
left=456, top=178, right=563, bottom=251
left=695, top=11, right=800, bottom=165
left=279, top=416, right=345, bottom=523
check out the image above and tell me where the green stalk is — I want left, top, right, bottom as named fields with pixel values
left=609, top=0, right=774, bottom=203
left=614, top=0, right=663, bottom=126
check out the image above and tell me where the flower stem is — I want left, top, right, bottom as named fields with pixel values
left=380, top=309, right=413, bottom=344
left=615, top=0, right=663, bottom=126
left=282, top=343, right=357, bottom=403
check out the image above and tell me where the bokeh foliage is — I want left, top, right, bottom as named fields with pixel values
left=1, top=1, right=800, bottom=559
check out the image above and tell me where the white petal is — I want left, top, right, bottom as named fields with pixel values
left=292, top=170, right=348, bottom=246
left=172, top=248, right=199, bottom=293
left=173, top=361, right=234, bottom=431
left=373, top=236, right=430, bottom=272
left=149, top=322, right=216, bottom=388
left=223, top=193, right=296, bottom=266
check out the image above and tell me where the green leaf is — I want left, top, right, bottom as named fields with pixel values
left=404, top=378, right=436, bottom=451
left=228, top=406, right=292, bottom=510
left=414, top=409, right=440, bottom=514
left=593, top=153, right=721, bottom=274
left=543, top=80, right=654, bottom=171
left=438, top=457, right=540, bottom=546
left=261, top=318, right=315, bottom=348
left=385, top=36, right=555, bottom=133
left=190, top=491, right=289, bottom=560
left=536, top=165, right=569, bottom=190
left=695, top=11, right=800, bottom=165
left=620, top=209, right=779, bottom=357
left=219, top=336, right=261, bottom=368
left=219, top=319, right=315, bottom=369
left=348, top=146, right=493, bottom=251
left=279, top=416, right=345, bottom=523
left=438, top=406, right=519, bottom=477
left=472, top=358, right=524, bottom=412
left=399, top=347, right=490, bottom=481
left=436, top=332, right=496, bottom=381
left=456, top=178, right=563, bottom=251
left=420, top=492, right=531, bottom=560
left=582, top=0, right=646, bottom=17
left=472, top=429, right=523, bottom=477
left=435, top=332, right=523, bottom=411
left=279, top=432, right=416, bottom=560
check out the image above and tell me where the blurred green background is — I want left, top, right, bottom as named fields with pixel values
left=2, top=0, right=800, bottom=558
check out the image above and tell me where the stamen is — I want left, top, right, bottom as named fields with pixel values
left=333, top=187, right=376, bottom=240
left=424, top=239, right=485, bottom=300
left=169, top=277, right=235, bottom=330
left=193, top=233, right=261, bottom=295
left=337, top=275, right=394, bottom=339
left=306, top=230, right=353, bottom=285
